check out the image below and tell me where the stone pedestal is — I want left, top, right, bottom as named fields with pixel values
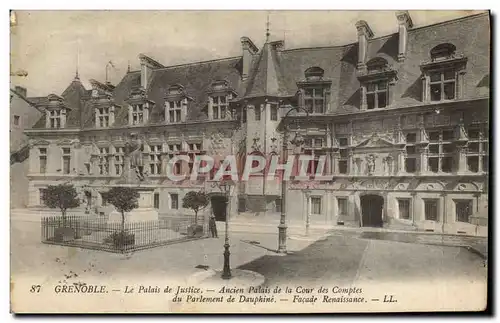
left=108, top=187, right=159, bottom=223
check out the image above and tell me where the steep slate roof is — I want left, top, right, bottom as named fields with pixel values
left=244, top=41, right=289, bottom=98
left=29, top=12, right=490, bottom=130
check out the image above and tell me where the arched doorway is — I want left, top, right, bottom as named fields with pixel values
left=360, top=194, right=384, bottom=227
left=211, top=195, right=228, bottom=222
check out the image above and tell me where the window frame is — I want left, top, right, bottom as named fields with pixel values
left=39, top=148, right=47, bottom=173
left=454, top=199, right=473, bottom=223
left=428, top=68, right=457, bottom=102
left=49, top=109, right=62, bottom=128
left=212, top=95, right=229, bottom=120
left=366, top=80, right=389, bottom=110
left=62, top=147, right=71, bottom=174
left=423, top=199, right=439, bottom=221
left=98, top=147, right=110, bottom=175
left=170, top=193, right=179, bottom=210
left=149, top=144, right=162, bottom=175
left=114, top=146, right=125, bottom=176
left=310, top=196, right=322, bottom=215
left=166, top=100, right=183, bottom=123
left=427, top=128, right=455, bottom=174
left=337, top=197, right=348, bottom=216
left=131, top=104, right=144, bottom=125
left=397, top=198, right=412, bottom=220
left=97, top=107, right=110, bottom=128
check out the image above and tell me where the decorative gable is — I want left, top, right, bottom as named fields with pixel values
left=355, top=134, right=395, bottom=149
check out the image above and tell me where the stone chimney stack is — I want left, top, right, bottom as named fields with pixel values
left=355, top=20, right=374, bottom=72
left=139, top=54, right=164, bottom=90
left=396, top=11, right=413, bottom=62
left=240, top=37, right=259, bottom=81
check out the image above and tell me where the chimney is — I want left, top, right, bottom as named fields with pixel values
left=240, top=37, right=259, bottom=81
left=139, top=54, right=164, bottom=90
left=396, top=11, right=413, bottom=62
left=15, top=86, right=27, bottom=98
left=355, top=20, right=374, bottom=71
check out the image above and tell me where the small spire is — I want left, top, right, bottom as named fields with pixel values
left=127, top=60, right=131, bottom=73
left=75, top=42, right=80, bottom=80
left=266, top=13, right=270, bottom=42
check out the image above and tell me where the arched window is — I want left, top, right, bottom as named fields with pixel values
left=366, top=57, right=388, bottom=72
left=304, top=66, right=325, bottom=81
left=430, top=43, right=457, bottom=61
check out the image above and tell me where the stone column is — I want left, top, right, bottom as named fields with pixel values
left=360, top=85, right=367, bottom=110
left=457, top=145, right=468, bottom=174
left=397, top=149, right=406, bottom=174
left=458, top=70, right=467, bottom=100
left=418, top=146, right=429, bottom=175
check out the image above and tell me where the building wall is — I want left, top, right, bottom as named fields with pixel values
left=10, top=88, right=43, bottom=208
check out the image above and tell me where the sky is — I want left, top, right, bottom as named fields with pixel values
left=10, top=10, right=485, bottom=97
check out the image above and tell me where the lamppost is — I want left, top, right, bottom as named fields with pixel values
left=211, top=179, right=234, bottom=279
left=277, top=105, right=310, bottom=254
left=304, top=186, right=311, bottom=236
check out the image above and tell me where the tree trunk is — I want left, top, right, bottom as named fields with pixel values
left=121, top=211, right=125, bottom=233
left=194, top=210, right=198, bottom=224
left=62, top=209, right=67, bottom=226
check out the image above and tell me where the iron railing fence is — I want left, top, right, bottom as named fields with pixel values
left=41, top=215, right=206, bottom=253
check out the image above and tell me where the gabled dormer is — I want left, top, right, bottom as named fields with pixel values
left=125, top=87, right=154, bottom=126
left=43, top=94, right=69, bottom=129
left=420, top=43, right=468, bottom=102
left=89, top=79, right=121, bottom=128
left=357, top=57, right=398, bottom=110
left=296, top=67, right=332, bottom=114
left=207, top=80, right=237, bottom=120
left=164, top=84, right=193, bottom=123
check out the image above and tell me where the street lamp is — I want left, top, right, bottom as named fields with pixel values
left=211, top=179, right=234, bottom=279
left=277, top=105, right=310, bottom=254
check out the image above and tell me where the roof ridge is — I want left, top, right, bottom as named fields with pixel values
left=152, top=56, right=241, bottom=71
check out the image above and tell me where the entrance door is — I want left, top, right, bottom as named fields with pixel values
left=360, top=195, right=384, bottom=227
left=211, top=195, right=228, bottom=221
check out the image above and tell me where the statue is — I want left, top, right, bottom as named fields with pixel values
left=366, top=154, right=377, bottom=175
left=125, top=134, right=146, bottom=181
left=383, top=155, right=394, bottom=175
left=354, top=157, right=363, bottom=174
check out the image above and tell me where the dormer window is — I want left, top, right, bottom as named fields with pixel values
left=126, top=87, right=154, bottom=126
left=429, top=70, right=456, bottom=101
left=167, top=100, right=184, bottom=123
left=421, top=43, right=467, bottom=102
left=366, top=80, right=388, bottom=109
left=131, top=104, right=144, bottom=125
left=97, top=107, right=110, bottom=128
left=207, top=80, right=237, bottom=121
left=212, top=95, right=228, bottom=120
left=44, top=94, right=68, bottom=129
left=357, top=57, right=397, bottom=110
left=49, top=110, right=62, bottom=128
left=165, top=84, right=191, bottom=123
left=297, top=67, right=331, bottom=115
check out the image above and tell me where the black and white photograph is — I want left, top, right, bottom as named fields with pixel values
left=8, top=9, right=490, bottom=313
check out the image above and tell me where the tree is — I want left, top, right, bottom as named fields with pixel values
left=101, top=187, right=139, bottom=232
left=42, top=184, right=80, bottom=222
left=182, top=190, right=209, bottom=223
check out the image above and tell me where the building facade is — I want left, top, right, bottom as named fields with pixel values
left=24, top=11, right=490, bottom=235
left=10, top=86, right=43, bottom=208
